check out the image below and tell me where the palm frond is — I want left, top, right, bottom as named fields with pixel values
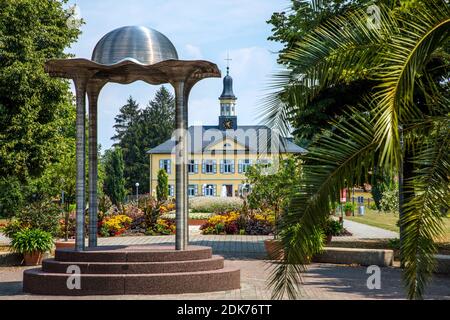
left=260, top=5, right=392, bottom=131
left=269, top=111, right=377, bottom=299
left=373, top=0, right=450, bottom=167
left=401, top=120, right=450, bottom=299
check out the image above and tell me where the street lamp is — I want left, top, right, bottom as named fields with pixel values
left=135, top=182, right=140, bottom=202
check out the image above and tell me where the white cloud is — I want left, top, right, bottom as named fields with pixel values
left=221, top=47, right=273, bottom=83
left=184, top=44, right=203, bottom=60
left=65, top=0, right=287, bottom=149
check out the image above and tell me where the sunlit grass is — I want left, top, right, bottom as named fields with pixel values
left=346, top=208, right=450, bottom=242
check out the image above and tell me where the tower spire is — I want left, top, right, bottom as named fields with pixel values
left=218, top=53, right=237, bottom=130
left=225, top=52, right=232, bottom=76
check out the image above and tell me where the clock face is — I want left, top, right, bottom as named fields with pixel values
left=223, top=119, right=233, bottom=129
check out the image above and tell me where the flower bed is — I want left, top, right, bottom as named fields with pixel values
left=99, top=215, right=132, bottom=237
left=200, top=210, right=275, bottom=235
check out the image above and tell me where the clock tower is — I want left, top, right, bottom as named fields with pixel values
left=218, top=65, right=237, bottom=130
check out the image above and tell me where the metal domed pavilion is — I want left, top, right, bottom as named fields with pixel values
left=45, top=26, right=221, bottom=252
left=23, top=26, right=240, bottom=297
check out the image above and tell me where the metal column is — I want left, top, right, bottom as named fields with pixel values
left=74, top=78, right=87, bottom=252
left=174, top=81, right=189, bottom=250
left=87, top=84, right=102, bottom=248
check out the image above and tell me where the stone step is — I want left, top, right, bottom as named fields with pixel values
left=23, top=266, right=240, bottom=295
left=313, top=247, right=394, bottom=267
left=42, top=255, right=224, bottom=274
left=55, top=245, right=212, bottom=263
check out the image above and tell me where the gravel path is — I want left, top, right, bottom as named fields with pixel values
left=343, top=220, right=398, bottom=239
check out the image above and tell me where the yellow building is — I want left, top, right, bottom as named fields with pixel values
left=147, top=67, right=305, bottom=197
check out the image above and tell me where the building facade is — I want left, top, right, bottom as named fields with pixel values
left=147, top=66, right=306, bottom=197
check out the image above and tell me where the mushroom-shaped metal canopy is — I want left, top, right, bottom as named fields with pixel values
left=92, top=26, right=179, bottom=65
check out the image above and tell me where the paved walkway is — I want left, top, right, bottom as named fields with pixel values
left=343, top=220, right=398, bottom=239
left=98, top=234, right=271, bottom=259
left=0, top=220, right=398, bottom=255
left=1, top=261, right=449, bottom=300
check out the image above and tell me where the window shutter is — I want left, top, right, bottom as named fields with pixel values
left=238, top=160, right=243, bottom=173
left=220, top=160, right=224, bottom=174
left=202, top=184, right=206, bottom=196
left=231, top=161, right=235, bottom=173
left=202, top=162, right=206, bottom=173
left=194, top=185, right=198, bottom=196
left=167, top=160, right=171, bottom=174
left=213, top=185, right=217, bottom=196
left=213, top=161, right=217, bottom=174
left=194, top=162, right=198, bottom=174
left=159, top=160, right=163, bottom=169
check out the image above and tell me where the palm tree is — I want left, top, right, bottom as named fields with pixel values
left=264, top=0, right=450, bottom=300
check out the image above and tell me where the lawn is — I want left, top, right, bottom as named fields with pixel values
left=345, top=209, right=400, bottom=232
left=345, top=208, right=450, bottom=242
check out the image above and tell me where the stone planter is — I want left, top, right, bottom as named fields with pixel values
left=325, top=234, right=333, bottom=245
left=23, top=251, right=44, bottom=266
left=264, top=239, right=284, bottom=260
left=345, top=210, right=352, bottom=217
left=55, top=240, right=76, bottom=250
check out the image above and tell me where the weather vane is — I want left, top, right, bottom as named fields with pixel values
left=225, top=52, right=232, bottom=75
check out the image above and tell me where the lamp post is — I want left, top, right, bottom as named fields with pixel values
left=135, top=182, right=140, bottom=203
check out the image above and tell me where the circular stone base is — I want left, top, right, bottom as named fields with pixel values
left=23, top=245, right=240, bottom=296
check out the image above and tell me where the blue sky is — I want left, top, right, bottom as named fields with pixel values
left=66, top=0, right=289, bottom=150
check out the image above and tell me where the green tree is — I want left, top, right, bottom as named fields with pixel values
left=0, top=0, right=81, bottom=181
left=266, top=0, right=375, bottom=146
left=112, top=96, right=140, bottom=144
left=265, top=0, right=449, bottom=300
left=0, top=0, right=81, bottom=216
left=245, top=156, right=302, bottom=238
left=103, top=148, right=127, bottom=205
left=156, top=169, right=168, bottom=202
left=114, top=86, right=175, bottom=193
left=0, top=176, right=24, bottom=218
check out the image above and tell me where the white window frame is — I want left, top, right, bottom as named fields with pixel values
left=239, top=159, right=252, bottom=173
left=221, top=159, right=234, bottom=174
left=188, top=160, right=198, bottom=174
left=203, top=160, right=216, bottom=174
left=188, top=184, right=198, bottom=197
left=204, top=184, right=216, bottom=196
left=160, top=159, right=171, bottom=174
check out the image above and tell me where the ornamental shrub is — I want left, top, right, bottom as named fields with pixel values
left=156, top=169, right=169, bottom=201
left=14, top=200, right=61, bottom=237
left=380, top=189, right=399, bottom=212
left=11, top=229, right=53, bottom=254
left=322, top=219, right=344, bottom=236
left=189, top=197, right=243, bottom=213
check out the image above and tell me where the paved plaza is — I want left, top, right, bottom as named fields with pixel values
left=2, top=221, right=447, bottom=300
left=1, top=260, right=449, bottom=300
